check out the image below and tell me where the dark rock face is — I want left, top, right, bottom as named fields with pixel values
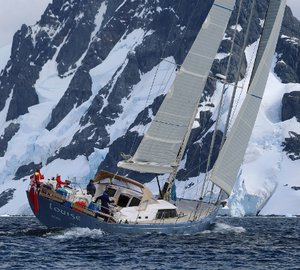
left=282, top=131, right=300, bottom=160
left=214, top=0, right=266, bottom=83
left=1, top=25, right=40, bottom=121
left=0, top=0, right=105, bottom=123
left=276, top=7, right=300, bottom=159
left=46, top=67, right=93, bottom=131
left=0, top=123, right=20, bottom=157
left=98, top=95, right=165, bottom=183
left=177, top=130, right=223, bottom=181
left=275, top=6, right=300, bottom=83
left=0, top=189, right=16, bottom=208
left=14, top=162, right=42, bottom=180
left=281, top=91, right=300, bottom=122
left=45, top=0, right=107, bottom=131
left=275, top=61, right=298, bottom=83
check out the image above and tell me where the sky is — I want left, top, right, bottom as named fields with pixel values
left=287, top=0, right=300, bottom=19
left=0, top=0, right=51, bottom=47
left=0, top=0, right=299, bottom=47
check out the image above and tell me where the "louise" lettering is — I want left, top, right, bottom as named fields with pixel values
left=49, top=203, right=80, bottom=221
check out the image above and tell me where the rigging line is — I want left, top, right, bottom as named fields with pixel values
left=227, top=24, right=260, bottom=128
left=207, top=75, right=244, bottom=88
left=226, top=28, right=260, bottom=131
left=134, top=59, right=177, bottom=140
left=222, top=0, right=269, bottom=150
left=160, top=0, right=183, bottom=61
left=135, top=0, right=203, bottom=142
left=163, top=0, right=213, bottom=199
left=221, top=0, right=256, bottom=147
left=238, top=1, right=260, bottom=92
left=227, top=82, right=243, bottom=134
left=240, top=40, right=259, bottom=90
left=169, top=0, right=202, bottom=64
left=102, top=7, right=159, bottom=177
left=182, top=115, right=220, bottom=198
left=181, top=157, right=208, bottom=180
left=127, top=0, right=183, bottom=156
left=177, top=114, right=215, bottom=193
left=199, top=0, right=245, bottom=199
left=247, top=0, right=271, bottom=88
left=242, top=45, right=258, bottom=86
left=153, top=0, right=205, bottom=120
left=194, top=180, right=218, bottom=219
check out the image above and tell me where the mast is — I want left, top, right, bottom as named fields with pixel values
left=209, top=0, right=286, bottom=195
left=118, top=0, right=236, bottom=178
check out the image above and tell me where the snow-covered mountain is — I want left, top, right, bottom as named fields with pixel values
left=0, top=0, right=299, bottom=216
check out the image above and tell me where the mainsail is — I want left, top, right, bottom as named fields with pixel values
left=209, top=0, right=286, bottom=195
left=118, top=0, right=236, bottom=174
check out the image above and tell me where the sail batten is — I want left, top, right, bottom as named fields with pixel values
left=118, top=0, right=235, bottom=174
left=210, top=0, right=286, bottom=195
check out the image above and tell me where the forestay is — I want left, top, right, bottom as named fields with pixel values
left=118, top=0, right=236, bottom=174
left=209, top=0, right=286, bottom=195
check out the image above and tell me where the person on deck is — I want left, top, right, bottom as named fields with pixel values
left=95, top=188, right=114, bottom=215
left=86, top=179, right=96, bottom=197
left=55, top=175, right=69, bottom=189
left=33, top=169, right=44, bottom=187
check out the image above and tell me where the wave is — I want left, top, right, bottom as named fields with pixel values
left=46, top=227, right=104, bottom=240
left=213, top=222, right=246, bottom=233
left=201, top=222, right=246, bottom=234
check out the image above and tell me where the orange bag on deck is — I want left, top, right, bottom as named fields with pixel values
left=72, top=200, right=87, bottom=213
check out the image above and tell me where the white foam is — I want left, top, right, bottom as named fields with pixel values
left=46, top=227, right=104, bottom=240
left=211, top=222, right=246, bottom=234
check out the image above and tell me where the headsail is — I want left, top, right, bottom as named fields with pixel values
left=209, top=0, right=286, bottom=195
left=118, top=0, right=236, bottom=174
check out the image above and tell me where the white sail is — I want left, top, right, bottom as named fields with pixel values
left=209, top=0, right=286, bottom=195
left=118, top=0, right=236, bottom=174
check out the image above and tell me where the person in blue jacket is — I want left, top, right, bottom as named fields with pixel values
left=86, top=179, right=96, bottom=197
left=95, top=188, right=114, bottom=215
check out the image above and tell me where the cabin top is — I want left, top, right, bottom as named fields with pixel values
left=94, top=170, right=153, bottom=201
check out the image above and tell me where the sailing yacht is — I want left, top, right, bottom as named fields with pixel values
left=27, top=0, right=286, bottom=234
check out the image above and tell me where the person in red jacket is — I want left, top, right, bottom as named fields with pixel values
left=33, top=169, right=44, bottom=187
left=55, top=175, right=69, bottom=189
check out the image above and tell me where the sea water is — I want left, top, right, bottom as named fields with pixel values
left=0, top=216, right=299, bottom=269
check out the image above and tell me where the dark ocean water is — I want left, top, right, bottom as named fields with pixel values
left=0, top=216, right=299, bottom=269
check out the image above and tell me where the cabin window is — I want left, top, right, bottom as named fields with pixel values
left=156, top=209, right=177, bottom=219
left=107, top=187, right=116, bottom=197
left=129, top=197, right=141, bottom=207
left=117, top=194, right=130, bottom=207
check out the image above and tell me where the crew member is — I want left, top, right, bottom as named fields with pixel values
left=95, top=188, right=114, bottom=215
left=55, top=175, right=69, bottom=189
left=86, top=179, right=96, bottom=197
